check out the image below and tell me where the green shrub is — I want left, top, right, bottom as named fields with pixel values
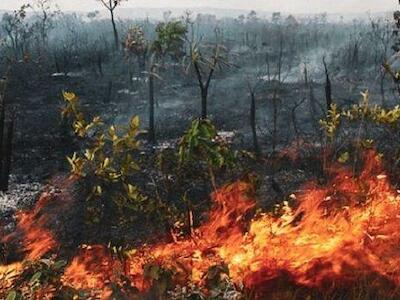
left=61, top=91, right=156, bottom=228
left=178, top=118, right=236, bottom=188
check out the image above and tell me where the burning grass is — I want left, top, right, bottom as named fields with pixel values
left=2, top=151, right=400, bottom=299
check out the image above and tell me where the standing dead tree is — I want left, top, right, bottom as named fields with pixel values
left=188, top=42, right=230, bottom=119
left=1, top=5, right=32, bottom=61
left=246, top=75, right=263, bottom=156
left=367, top=17, right=392, bottom=104
left=291, top=97, right=307, bottom=142
left=323, top=56, right=332, bottom=110
left=32, top=0, right=60, bottom=50
left=98, top=0, right=126, bottom=50
left=0, top=69, right=14, bottom=192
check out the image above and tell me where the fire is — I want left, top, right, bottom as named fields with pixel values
left=2, top=175, right=75, bottom=261
left=234, top=155, right=400, bottom=292
left=3, top=153, right=400, bottom=298
left=63, top=151, right=400, bottom=297
left=61, top=245, right=119, bottom=299
left=0, top=263, right=23, bottom=291
left=2, top=192, right=58, bottom=261
left=0, top=176, right=75, bottom=294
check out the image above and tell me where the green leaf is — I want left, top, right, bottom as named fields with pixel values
left=338, top=152, right=350, bottom=164
left=130, top=116, right=140, bottom=129
left=53, top=260, right=67, bottom=270
left=30, top=271, right=42, bottom=283
left=6, top=291, right=17, bottom=300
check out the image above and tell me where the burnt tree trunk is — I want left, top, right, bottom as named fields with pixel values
left=54, top=54, right=61, bottom=73
left=304, top=63, right=308, bottom=87
left=97, top=52, right=103, bottom=77
left=250, top=91, right=260, bottom=155
left=0, top=72, right=11, bottom=192
left=277, top=35, right=283, bottom=83
left=272, top=91, right=279, bottom=154
left=380, top=71, right=386, bottom=106
left=201, top=88, right=208, bottom=120
left=265, top=52, right=271, bottom=82
left=193, top=60, right=215, bottom=120
left=138, top=54, right=147, bottom=77
left=110, top=8, right=119, bottom=50
left=148, top=63, right=156, bottom=144
left=105, top=80, right=113, bottom=104
left=0, top=95, right=5, bottom=164
left=0, top=102, right=4, bottom=187
left=323, top=57, right=332, bottom=110
left=0, top=119, right=13, bottom=192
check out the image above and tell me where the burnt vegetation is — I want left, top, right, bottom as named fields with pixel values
left=1, top=1, right=400, bottom=299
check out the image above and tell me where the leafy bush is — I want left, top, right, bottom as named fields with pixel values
left=61, top=91, right=156, bottom=228
left=167, top=264, right=246, bottom=300
left=153, top=21, right=187, bottom=57
left=320, top=92, right=400, bottom=170
left=3, top=258, right=66, bottom=300
left=321, top=91, right=400, bottom=141
left=179, top=118, right=236, bottom=188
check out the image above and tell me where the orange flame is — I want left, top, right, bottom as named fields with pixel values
left=63, top=151, right=400, bottom=297
left=4, top=154, right=400, bottom=298
left=2, top=192, right=58, bottom=261
left=1, top=176, right=75, bottom=261
left=61, top=245, right=118, bottom=298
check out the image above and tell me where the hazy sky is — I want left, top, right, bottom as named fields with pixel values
left=0, top=0, right=397, bottom=14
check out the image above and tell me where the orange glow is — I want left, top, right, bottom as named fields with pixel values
left=64, top=151, right=400, bottom=297
left=2, top=192, right=58, bottom=260
left=0, top=263, right=23, bottom=290
left=4, top=154, right=400, bottom=297
left=0, top=176, right=75, bottom=293
left=1, top=176, right=75, bottom=261
left=61, top=245, right=120, bottom=298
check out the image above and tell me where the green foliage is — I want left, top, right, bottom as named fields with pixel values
left=320, top=103, right=341, bottom=141
left=188, top=42, right=231, bottom=75
left=179, top=119, right=235, bottom=170
left=319, top=91, right=400, bottom=168
left=343, top=91, right=400, bottom=125
left=5, top=291, right=18, bottom=300
left=62, top=91, right=154, bottom=225
left=25, top=259, right=66, bottom=292
left=153, top=21, right=187, bottom=57
left=320, top=91, right=400, bottom=141
left=2, top=258, right=66, bottom=299
left=125, top=21, right=187, bottom=59
left=168, top=264, right=246, bottom=300
left=61, top=91, right=103, bottom=139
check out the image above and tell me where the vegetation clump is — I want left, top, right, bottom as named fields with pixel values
left=62, top=91, right=156, bottom=229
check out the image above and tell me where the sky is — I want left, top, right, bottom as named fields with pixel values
left=0, top=0, right=397, bottom=14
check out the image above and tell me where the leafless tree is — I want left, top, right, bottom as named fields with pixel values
left=32, top=0, right=60, bottom=48
left=322, top=56, right=332, bottom=110
left=0, top=67, right=13, bottom=192
left=98, top=0, right=126, bottom=50
left=188, top=41, right=230, bottom=119
left=1, top=5, right=32, bottom=60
